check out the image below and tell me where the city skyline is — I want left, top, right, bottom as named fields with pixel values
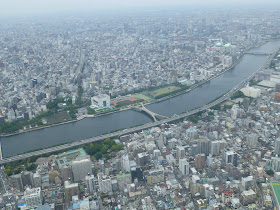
left=1, top=0, right=280, bottom=17
left=1, top=3, right=280, bottom=209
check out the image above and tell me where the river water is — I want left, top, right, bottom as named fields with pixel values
left=2, top=41, right=280, bottom=157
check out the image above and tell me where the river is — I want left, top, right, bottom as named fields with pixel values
left=2, top=40, right=280, bottom=158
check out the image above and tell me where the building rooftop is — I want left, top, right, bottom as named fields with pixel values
left=117, top=173, right=131, bottom=179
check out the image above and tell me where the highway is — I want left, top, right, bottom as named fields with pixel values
left=0, top=50, right=277, bottom=165
left=245, top=52, right=271, bottom=56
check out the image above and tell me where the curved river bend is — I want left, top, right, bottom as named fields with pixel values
left=2, top=41, right=280, bottom=157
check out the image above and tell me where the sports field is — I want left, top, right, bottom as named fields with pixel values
left=135, top=93, right=151, bottom=101
left=112, top=97, right=138, bottom=106
left=149, top=86, right=180, bottom=98
left=271, top=182, right=280, bottom=206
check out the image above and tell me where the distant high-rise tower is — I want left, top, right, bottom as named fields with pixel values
left=72, top=158, right=92, bottom=182
left=246, top=133, right=258, bottom=147
left=243, top=98, right=250, bottom=111
left=274, top=156, right=280, bottom=172
left=195, top=154, right=206, bottom=169
left=198, top=139, right=210, bottom=156
left=210, top=141, right=220, bottom=156
left=179, top=158, right=189, bottom=175
left=225, top=151, right=238, bottom=167
left=176, top=146, right=185, bottom=159
left=275, top=83, right=280, bottom=102
left=275, top=139, right=280, bottom=156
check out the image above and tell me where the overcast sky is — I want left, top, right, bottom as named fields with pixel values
left=1, top=0, right=280, bottom=17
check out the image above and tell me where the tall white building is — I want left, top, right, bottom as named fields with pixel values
left=179, top=158, right=189, bottom=175
left=246, top=134, right=258, bottom=147
left=24, top=187, right=42, bottom=208
left=85, top=175, right=95, bottom=193
left=176, top=146, right=185, bottom=159
left=153, top=149, right=161, bottom=159
left=274, top=156, right=280, bottom=172
left=33, top=172, right=41, bottom=188
left=210, top=141, right=220, bottom=155
left=275, top=139, right=280, bottom=156
left=121, top=155, right=130, bottom=172
left=72, top=158, right=92, bottom=182
left=91, top=94, right=110, bottom=108
left=207, top=154, right=214, bottom=167
left=98, top=173, right=112, bottom=193
left=241, top=176, right=254, bottom=190
left=186, top=126, right=198, bottom=138
left=225, top=151, right=238, bottom=166
left=7, top=109, right=16, bottom=122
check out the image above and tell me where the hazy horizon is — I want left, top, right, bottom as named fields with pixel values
left=1, top=0, right=280, bottom=17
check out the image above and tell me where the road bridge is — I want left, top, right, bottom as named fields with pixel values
left=0, top=49, right=277, bottom=165
left=134, top=104, right=168, bottom=121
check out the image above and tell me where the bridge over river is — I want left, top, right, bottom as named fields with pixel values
left=0, top=49, right=276, bottom=165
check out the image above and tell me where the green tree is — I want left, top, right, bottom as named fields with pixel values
left=95, top=152, right=102, bottom=160
left=5, top=165, right=12, bottom=176
left=111, top=145, right=119, bottom=152
left=101, top=145, right=108, bottom=154
left=27, top=164, right=37, bottom=171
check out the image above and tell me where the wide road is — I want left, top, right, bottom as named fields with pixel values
left=0, top=51, right=276, bottom=165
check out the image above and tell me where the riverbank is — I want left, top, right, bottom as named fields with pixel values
left=146, top=53, right=246, bottom=106
left=0, top=42, right=267, bottom=137
left=0, top=53, right=250, bottom=137
left=1, top=50, right=275, bottom=162
left=2, top=40, right=279, bottom=158
left=2, top=119, right=80, bottom=137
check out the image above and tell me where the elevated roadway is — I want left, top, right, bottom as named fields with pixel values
left=245, top=52, right=271, bottom=56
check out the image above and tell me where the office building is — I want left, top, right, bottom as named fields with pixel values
left=191, top=144, right=199, bottom=157
left=10, top=174, right=23, bottom=192
left=176, top=146, right=185, bottom=159
left=72, top=158, right=92, bottom=182
left=195, top=154, right=206, bottom=169
left=85, top=175, right=95, bottom=193
left=33, top=172, right=41, bottom=188
left=242, top=176, right=254, bottom=190
left=91, top=94, right=110, bottom=107
left=225, top=151, right=238, bottom=167
left=198, top=139, right=210, bottom=156
left=179, top=158, right=189, bottom=175
left=146, top=168, right=165, bottom=185
left=275, top=139, right=280, bottom=156
left=210, top=140, right=220, bottom=155
left=153, top=149, right=161, bottom=159
left=61, top=165, right=73, bottom=182
left=116, top=173, right=132, bottom=191
left=246, top=133, right=258, bottom=147
left=65, top=181, right=79, bottom=203
left=22, top=171, right=34, bottom=187
left=24, top=187, right=43, bottom=208
left=186, top=126, right=198, bottom=138
left=97, top=173, right=112, bottom=193
left=240, top=189, right=256, bottom=206
left=121, top=155, right=130, bottom=172
left=274, top=156, right=280, bottom=172
left=137, top=152, right=149, bottom=166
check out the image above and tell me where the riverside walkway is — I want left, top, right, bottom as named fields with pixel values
left=0, top=50, right=276, bottom=165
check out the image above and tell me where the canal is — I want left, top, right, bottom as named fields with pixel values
left=2, top=40, right=280, bottom=157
